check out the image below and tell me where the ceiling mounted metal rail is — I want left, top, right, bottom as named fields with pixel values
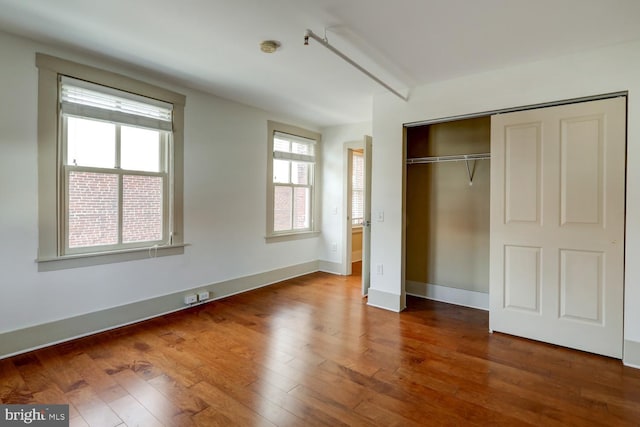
left=304, top=29, right=408, bottom=102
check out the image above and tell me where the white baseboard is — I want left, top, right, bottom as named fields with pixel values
left=351, top=250, right=362, bottom=262
left=0, top=260, right=321, bottom=359
left=367, top=288, right=403, bottom=312
left=405, top=280, right=489, bottom=311
left=318, top=260, right=343, bottom=275
left=624, top=340, right=640, bottom=369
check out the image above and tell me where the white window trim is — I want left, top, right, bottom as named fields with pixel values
left=35, top=53, right=186, bottom=271
left=266, top=121, right=321, bottom=243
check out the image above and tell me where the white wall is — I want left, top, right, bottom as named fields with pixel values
left=371, top=39, right=640, bottom=361
left=320, top=122, right=372, bottom=274
left=0, top=31, right=325, bottom=336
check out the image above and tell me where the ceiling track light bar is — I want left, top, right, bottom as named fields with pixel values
left=304, top=29, right=408, bottom=102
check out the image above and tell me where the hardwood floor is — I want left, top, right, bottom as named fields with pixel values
left=2, top=271, right=640, bottom=426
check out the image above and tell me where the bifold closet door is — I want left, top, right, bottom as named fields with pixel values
left=489, top=97, right=626, bottom=358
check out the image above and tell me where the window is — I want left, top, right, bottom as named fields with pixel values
left=61, top=78, right=172, bottom=254
left=351, top=149, right=364, bottom=226
left=36, top=54, right=186, bottom=270
left=267, top=121, right=321, bottom=241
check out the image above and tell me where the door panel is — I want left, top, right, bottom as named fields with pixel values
left=490, top=97, right=625, bottom=358
left=505, top=123, right=542, bottom=224
left=504, top=245, right=541, bottom=313
left=559, top=249, right=603, bottom=323
left=560, top=116, right=604, bottom=226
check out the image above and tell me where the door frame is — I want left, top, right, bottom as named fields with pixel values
left=344, top=143, right=359, bottom=276
left=343, top=138, right=371, bottom=283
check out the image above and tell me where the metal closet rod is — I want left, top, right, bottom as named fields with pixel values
left=304, top=29, right=408, bottom=102
left=406, top=153, right=491, bottom=165
left=407, top=153, right=491, bottom=185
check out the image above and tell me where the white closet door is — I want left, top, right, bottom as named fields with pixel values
left=489, top=97, right=626, bottom=358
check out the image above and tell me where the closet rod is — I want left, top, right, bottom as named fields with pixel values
left=405, top=152, right=491, bottom=165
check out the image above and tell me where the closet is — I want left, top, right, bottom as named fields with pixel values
left=405, top=116, right=491, bottom=303
left=404, top=97, right=625, bottom=358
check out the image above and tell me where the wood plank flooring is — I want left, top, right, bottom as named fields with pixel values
left=2, top=268, right=640, bottom=426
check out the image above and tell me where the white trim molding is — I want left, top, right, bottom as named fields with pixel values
left=367, top=288, right=403, bottom=312
left=406, top=281, right=489, bottom=311
left=318, top=260, right=343, bottom=275
left=624, top=340, right=640, bottom=369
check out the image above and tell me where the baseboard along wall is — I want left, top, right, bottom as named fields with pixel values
left=405, top=281, right=489, bottom=311
left=5, top=269, right=636, bottom=369
left=0, top=260, right=320, bottom=359
left=624, top=339, right=640, bottom=369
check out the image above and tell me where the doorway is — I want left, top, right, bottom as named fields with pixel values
left=404, top=117, right=491, bottom=308
left=344, top=136, right=372, bottom=295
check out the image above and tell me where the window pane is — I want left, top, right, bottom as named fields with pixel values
left=293, top=187, right=310, bottom=230
left=352, top=190, right=364, bottom=225
left=274, top=137, right=290, bottom=153
left=123, top=175, right=163, bottom=243
left=274, top=186, right=292, bottom=232
left=291, top=162, right=309, bottom=185
left=67, top=171, right=118, bottom=248
left=292, top=141, right=314, bottom=156
left=66, top=117, right=115, bottom=168
left=352, top=151, right=364, bottom=225
left=121, top=126, right=162, bottom=172
left=273, top=159, right=290, bottom=183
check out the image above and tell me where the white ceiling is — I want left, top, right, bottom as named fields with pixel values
left=1, top=0, right=639, bottom=127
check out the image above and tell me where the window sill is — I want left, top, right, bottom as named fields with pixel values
left=36, top=244, right=188, bottom=272
left=265, top=231, right=320, bottom=244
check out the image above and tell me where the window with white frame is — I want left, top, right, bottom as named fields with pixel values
left=267, top=121, right=320, bottom=240
left=351, top=149, right=364, bottom=226
left=36, top=53, right=186, bottom=269
left=60, top=77, right=172, bottom=254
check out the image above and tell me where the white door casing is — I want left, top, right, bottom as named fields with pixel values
left=362, top=135, right=373, bottom=296
left=489, top=97, right=626, bottom=358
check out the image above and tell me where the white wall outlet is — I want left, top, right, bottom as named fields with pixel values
left=376, top=210, right=384, bottom=222
left=331, top=242, right=337, bottom=252
left=184, top=294, right=197, bottom=305
left=198, top=291, right=210, bottom=301
left=376, top=264, right=383, bottom=275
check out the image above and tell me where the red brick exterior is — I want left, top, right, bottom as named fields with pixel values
left=68, top=171, right=162, bottom=249
left=123, top=175, right=163, bottom=243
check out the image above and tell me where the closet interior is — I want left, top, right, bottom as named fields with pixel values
left=405, top=116, right=491, bottom=303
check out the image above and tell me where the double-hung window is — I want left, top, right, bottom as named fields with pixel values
left=36, top=53, right=186, bottom=270
left=267, top=121, right=320, bottom=240
left=61, top=77, right=172, bottom=254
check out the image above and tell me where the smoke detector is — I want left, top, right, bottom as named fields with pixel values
left=260, top=40, right=280, bottom=53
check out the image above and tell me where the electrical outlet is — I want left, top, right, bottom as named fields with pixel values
left=376, top=210, right=384, bottom=222
left=331, top=242, right=337, bottom=252
left=198, top=291, right=210, bottom=301
left=184, top=294, right=197, bottom=305
left=376, top=264, right=383, bottom=275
